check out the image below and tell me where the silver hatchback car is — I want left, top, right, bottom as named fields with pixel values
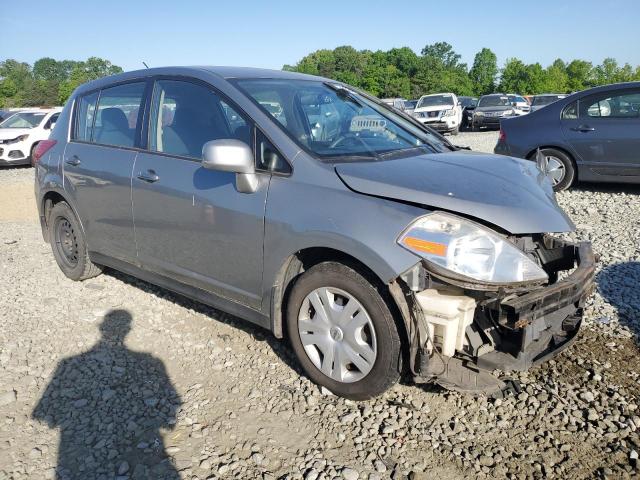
left=34, top=67, right=595, bottom=400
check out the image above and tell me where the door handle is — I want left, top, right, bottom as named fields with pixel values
left=570, top=125, right=595, bottom=132
left=137, top=170, right=159, bottom=183
left=65, top=156, right=81, bottom=166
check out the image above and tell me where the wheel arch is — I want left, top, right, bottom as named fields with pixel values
left=40, top=189, right=87, bottom=241
left=270, top=247, right=411, bottom=369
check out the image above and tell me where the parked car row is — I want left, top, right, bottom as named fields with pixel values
left=383, top=92, right=568, bottom=135
left=0, top=107, right=62, bottom=166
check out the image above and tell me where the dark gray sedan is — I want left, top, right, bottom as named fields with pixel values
left=495, top=82, right=640, bottom=191
left=471, top=94, right=518, bottom=131
left=34, top=66, right=595, bottom=399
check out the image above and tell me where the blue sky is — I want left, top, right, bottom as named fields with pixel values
left=1, top=0, right=639, bottom=71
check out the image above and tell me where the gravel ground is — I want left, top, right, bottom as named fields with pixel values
left=0, top=140, right=639, bottom=480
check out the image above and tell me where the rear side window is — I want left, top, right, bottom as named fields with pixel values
left=75, top=92, right=99, bottom=141
left=149, top=79, right=252, bottom=159
left=579, top=90, right=640, bottom=119
left=92, top=82, right=146, bottom=148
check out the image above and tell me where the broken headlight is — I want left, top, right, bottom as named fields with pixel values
left=397, top=212, right=548, bottom=284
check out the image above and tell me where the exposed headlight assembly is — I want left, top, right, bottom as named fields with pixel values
left=398, top=212, right=548, bottom=285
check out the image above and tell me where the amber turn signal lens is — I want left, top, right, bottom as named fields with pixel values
left=401, top=236, right=447, bottom=256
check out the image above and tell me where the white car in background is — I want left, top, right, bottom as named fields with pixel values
left=0, top=108, right=62, bottom=166
left=412, top=93, right=462, bottom=135
left=507, top=94, right=531, bottom=114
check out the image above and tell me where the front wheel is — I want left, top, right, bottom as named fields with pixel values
left=48, top=201, right=102, bottom=281
left=286, top=262, right=402, bottom=400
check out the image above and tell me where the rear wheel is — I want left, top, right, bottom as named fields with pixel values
left=537, top=148, right=576, bottom=192
left=286, top=262, right=402, bottom=400
left=48, top=201, right=102, bottom=281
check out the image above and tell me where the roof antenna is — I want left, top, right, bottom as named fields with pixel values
left=142, top=62, right=149, bottom=69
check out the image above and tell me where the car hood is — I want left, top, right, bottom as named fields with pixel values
left=334, top=151, right=574, bottom=234
left=414, top=105, right=454, bottom=113
left=0, top=128, right=32, bottom=140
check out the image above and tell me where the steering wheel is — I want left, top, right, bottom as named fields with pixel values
left=329, top=132, right=363, bottom=149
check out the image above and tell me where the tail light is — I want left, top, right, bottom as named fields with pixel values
left=32, top=139, right=57, bottom=166
left=498, top=128, right=506, bottom=143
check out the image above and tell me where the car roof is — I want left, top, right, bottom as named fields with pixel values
left=8, top=107, right=61, bottom=114
left=74, top=66, right=326, bottom=96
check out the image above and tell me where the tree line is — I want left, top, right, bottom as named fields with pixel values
left=284, top=43, right=640, bottom=99
left=0, top=57, right=122, bottom=108
left=2, top=45, right=639, bottom=108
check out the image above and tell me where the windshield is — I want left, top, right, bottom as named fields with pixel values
left=478, top=96, right=511, bottom=107
left=0, top=112, right=46, bottom=128
left=235, top=79, right=451, bottom=160
left=417, top=95, right=454, bottom=109
left=532, top=95, right=564, bottom=106
left=459, top=97, right=477, bottom=108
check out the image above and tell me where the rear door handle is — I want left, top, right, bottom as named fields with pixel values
left=571, top=125, right=595, bottom=132
left=65, top=156, right=81, bottom=166
left=137, top=170, right=159, bottom=183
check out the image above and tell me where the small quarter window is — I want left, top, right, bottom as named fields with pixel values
left=562, top=101, right=578, bottom=120
left=256, top=129, right=290, bottom=174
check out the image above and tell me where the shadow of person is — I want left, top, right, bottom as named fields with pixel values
left=597, top=261, right=640, bottom=339
left=32, top=310, right=182, bottom=480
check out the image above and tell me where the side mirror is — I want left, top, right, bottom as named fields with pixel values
left=202, top=139, right=258, bottom=194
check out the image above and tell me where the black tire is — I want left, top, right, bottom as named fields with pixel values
left=48, top=201, right=102, bottom=281
left=451, top=126, right=459, bottom=135
left=286, top=262, right=402, bottom=400
left=537, top=148, right=576, bottom=192
left=471, top=123, right=479, bottom=132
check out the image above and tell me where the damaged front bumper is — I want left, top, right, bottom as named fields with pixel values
left=393, top=237, right=596, bottom=393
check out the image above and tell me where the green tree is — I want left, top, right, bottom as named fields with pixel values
left=565, top=60, right=593, bottom=91
left=499, top=58, right=528, bottom=93
left=544, top=59, right=569, bottom=93
left=469, top=48, right=498, bottom=95
left=58, top=57, right=123, bottom=103
left=593, top=58, right=621, bottom=85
